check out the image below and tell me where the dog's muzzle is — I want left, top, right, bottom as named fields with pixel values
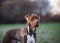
left=35, top=23, right=39, bottom=27
left=36, top=24, right=39, bottom=27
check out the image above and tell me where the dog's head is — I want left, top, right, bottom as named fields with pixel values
left=25, top=14, right=40, bottom=28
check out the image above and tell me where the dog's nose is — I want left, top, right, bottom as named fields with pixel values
left=36, top=24, right=39, bottom=27
left=36, top=22, right=39, bottom=27
left=36, top=22, right=38, bottom=24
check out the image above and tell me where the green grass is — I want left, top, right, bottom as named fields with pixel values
left=0, top=23, right=60, bottom=43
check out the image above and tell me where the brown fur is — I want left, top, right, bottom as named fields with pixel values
left=25, top=14, right=40, bottom=28
left=2, top=14, right=40, bottom=43
left=2, top=28, right=27, bottom=43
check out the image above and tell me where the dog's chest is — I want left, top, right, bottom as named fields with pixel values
left=27, top=34, right=35, bottom=43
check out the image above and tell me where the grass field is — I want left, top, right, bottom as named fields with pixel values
left=0, top=22, right=60, bottom=43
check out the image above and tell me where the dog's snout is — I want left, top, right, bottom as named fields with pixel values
left=37, top=22, right=38, bottom=23
left=36, top=22, right=38, bottom=24
left=35, top=22, right=39, bottom=27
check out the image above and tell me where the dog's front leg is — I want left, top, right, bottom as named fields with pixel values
left=11, top=40, right=17, bottom=43
left=21, top=37, right=25, bottom=43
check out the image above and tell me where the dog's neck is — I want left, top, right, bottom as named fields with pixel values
left=26, top=25, right=36, bottom=36
left=27, top=26, right=36, bottom=33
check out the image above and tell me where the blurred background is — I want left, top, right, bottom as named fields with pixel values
left=0, top=0, right=60, bottom=43
left=0, top=0, right=60, bottom=23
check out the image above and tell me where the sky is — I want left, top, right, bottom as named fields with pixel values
left=48, top=0, right=60, bottom=15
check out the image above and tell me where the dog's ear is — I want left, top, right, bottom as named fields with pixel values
left=24, top=14, right=31, bottom=22
left=24, top=14, right=29, bottom=21
left=24, top=15, right=28, bottom=20
left=32, top=14, right=40, bottom=20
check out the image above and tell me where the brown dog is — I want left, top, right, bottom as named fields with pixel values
left=25, top=14, right=40, bottom=43
left=2, top=14, right=40, bottom=43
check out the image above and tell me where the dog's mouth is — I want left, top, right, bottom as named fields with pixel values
left=35, top=24, right=39, bottom=27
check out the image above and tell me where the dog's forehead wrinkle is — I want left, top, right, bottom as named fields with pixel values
left=31, top=16, right=39, bottom=20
